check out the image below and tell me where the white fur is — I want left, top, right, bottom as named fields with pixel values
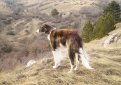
left=52, top=44, right=68, bottom=68
left=74, top=53, right=80, bottom=71
left=47, top=27, right=56, bottom=41
left=68, top=64, right=74, bottom=73
left=47, top=34, right=50, bottom=40
left=52, top=46, right=93, bottom=70
left=79, top=48, right=93, bottom=69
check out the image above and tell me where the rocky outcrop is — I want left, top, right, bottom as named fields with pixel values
left=26, top=60, right=36, bottom=67
left=102, top=23, right=121, bottom=47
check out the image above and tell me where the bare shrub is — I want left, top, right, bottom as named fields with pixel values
left=0, top=51, right=23, bottom=71
left=16, top=34, right=50, bottom=59
left=51, top=8, right=59, bottom=17
left=1, top=44, right=12, bottom=53
left=0, top=38, right=13, bottom=53
left=6, top=31, right=16, bottom=35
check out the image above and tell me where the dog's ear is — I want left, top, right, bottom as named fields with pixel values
left=40, top=24, right=53, bottom=34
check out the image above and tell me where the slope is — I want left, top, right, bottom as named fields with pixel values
left=0, top=41, right=121, bottom=85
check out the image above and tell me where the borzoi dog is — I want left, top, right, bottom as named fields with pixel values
left=39, top=24, right=93, bottom=73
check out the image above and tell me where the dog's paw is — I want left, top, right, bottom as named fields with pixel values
left=68, top=70, right=74, bottom=73
left=53, top=66, right=58, bottom=69
left=74, top=67, right=77, bottom=71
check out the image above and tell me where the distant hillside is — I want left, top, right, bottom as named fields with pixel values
left=13, top=0, right=121, bottom=15
left=1, top=0, right=121, bottom=16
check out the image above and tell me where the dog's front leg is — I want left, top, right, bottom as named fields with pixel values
left=52, top=51, right=61, bottom=68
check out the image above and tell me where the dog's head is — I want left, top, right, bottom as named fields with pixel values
left=40, top=24, right=53, bottom=34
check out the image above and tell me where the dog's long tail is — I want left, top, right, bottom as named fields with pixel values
left=79, top=48, right=93, bottom=69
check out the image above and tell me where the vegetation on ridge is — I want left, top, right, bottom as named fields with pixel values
left=82, top=1, right=120, bottom=42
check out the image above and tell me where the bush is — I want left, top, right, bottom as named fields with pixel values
left=51, top=8, right=59, bottom=16
left=6, top=31, right=16, bottom=35
left=104, top=1, right=121, bottom=22
left=0, top=39, right=13, bottom=53
left=1, top=45, right=12, bottom=53
left=85, top=1, right=120, bottom=40
left=93, top=13, right=115, bottom=39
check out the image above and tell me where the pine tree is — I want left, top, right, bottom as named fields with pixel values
left=81, top=1, right=120, bottom=41
left=93, top=13, right=115, bottom=39
left=82, top=21, right=93, bottom=42
left=104, top=1, right=121, bottom=22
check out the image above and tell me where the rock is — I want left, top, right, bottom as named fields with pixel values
left=103, top=33, right=118, bottom=47
left=26, top=60, right=36, bottom=67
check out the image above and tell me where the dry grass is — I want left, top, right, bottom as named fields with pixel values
left=0, top=0, right=12, bottom=15
left=0, top=42, right=121, bottom=85
left=0, top=0, right=121, bottom=84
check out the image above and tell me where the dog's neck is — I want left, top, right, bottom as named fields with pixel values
left=47, top=27, right=56, bottom=40
left=47, top=27, right=56, bottom=34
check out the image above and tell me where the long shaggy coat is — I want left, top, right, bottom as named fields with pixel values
left=39, top=24, right=93, bottom=73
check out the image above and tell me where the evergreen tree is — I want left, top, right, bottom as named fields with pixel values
left=104, top=1, right=121, bottom=22
left=93, top=13, right=115, bottom=39
left=82, top=21, right=93, bottom=42
left=81, top=1, right=120, bottom=41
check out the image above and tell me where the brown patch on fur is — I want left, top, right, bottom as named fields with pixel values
left=49, top=28, right=83, bottom=53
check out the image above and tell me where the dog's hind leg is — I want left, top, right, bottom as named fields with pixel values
left=68, top=47, right=75, bottom=73
left=74, top=53, right=80, bottom=71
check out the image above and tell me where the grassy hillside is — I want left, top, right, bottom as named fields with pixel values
left=0, top=0, right=121, bottom=85
left=0, top=42, right=121, bottom=85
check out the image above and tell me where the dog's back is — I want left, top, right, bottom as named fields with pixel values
left=49, top=28, right=83, bottom=52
